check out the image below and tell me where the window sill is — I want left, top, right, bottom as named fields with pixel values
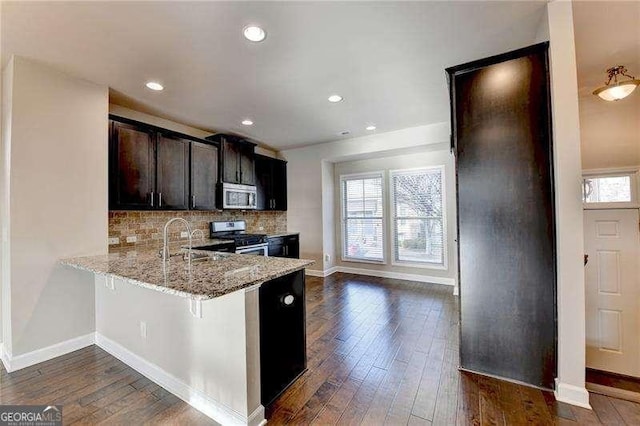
left=391, top=260, right=447, bottom=270
left=341, top=257, right=386, bottom=265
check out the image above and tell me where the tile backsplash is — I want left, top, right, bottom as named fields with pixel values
left=108, top=210, right=287, bottom=249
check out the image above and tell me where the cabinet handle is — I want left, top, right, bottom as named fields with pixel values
left=236, top=171, right=239, bottom=182
left=150, top=192, right=154, bottom=207
left=192, top=195, right=196, bottom=209
left=240, top=171, right=243, bottom=182
left=159, top=193, right=162, bottom=208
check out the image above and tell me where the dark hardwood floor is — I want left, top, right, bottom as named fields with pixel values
left=1, top=272, right=639, bottom=425
left=0, top=345, right=218, bottom=425
left=266, top=273, right=640, bottom=425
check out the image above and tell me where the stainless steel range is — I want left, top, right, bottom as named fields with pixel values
left=209, top=220, right=268, bottom=256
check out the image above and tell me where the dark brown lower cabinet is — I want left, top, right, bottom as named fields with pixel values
left=260, top=270, right=306, bottom=406
left=447, top=42, right=556, bottom=389
left=268, top=235, right=299, bottom=258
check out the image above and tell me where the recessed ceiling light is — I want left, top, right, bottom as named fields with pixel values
left=145, top=81, right=164, bottom=91
left=328, top=95, right=343, bottom=103
left=243, top=25, right=266, bottom=42
left=242, top=119, right=254, bottom=126
left=366, top=125, right=376, bottom=131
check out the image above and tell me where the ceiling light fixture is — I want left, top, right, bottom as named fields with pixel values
left=328, top=95, right=343, bottom=103
left=243, top=25, right=266, bottom=42
left=593, top=65, right=640, bottom=101
left=145, top=81, right=164, bottom=91
left=242, top=119, right=254, bottom=126
left=366, top=125, right=376, bottom=131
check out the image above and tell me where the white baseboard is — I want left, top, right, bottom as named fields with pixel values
left=306, top=267, right=338, bottom=278
left=95, top=333, right=264, bottom=426
left=2, top=333, right=95, bottom=373
left=332, top=266, right=456, bottom=287
left=0, top=342, right=10, bottom=372
left=555, top=379, right=592, bottom=409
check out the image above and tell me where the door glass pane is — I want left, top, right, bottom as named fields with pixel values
left=584, top=176, right=632, bottom=203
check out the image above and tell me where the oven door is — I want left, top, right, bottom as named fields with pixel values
left=236, top=244, right=268, bottom=256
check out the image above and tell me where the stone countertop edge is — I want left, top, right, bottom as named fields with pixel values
left=59, top=255, right=315, bottom=301
left=267, top=232, right=300, bottom=238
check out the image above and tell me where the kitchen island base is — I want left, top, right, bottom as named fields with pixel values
left=94, top=273, right=264, bottom=426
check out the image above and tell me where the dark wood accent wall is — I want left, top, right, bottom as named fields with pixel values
left=447, top=43, right=556, bottom=389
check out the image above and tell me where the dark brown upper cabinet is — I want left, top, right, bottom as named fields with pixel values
left=190, top=141, right=219, bottom=211
left=255, top=154, right=287, bottom=211
left=110, top=120, right=156, bottom=210
left=109, top=116, right=220, bottom=211
left=206, top=134, right=256, bottom=186
left=156, top=133, right=190, bottom=210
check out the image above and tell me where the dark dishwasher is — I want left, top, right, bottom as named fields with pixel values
left=259, top=270, right=307, bottom=406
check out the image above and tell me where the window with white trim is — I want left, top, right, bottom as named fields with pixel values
left=390, top=167, right=445, bottom=266
left=341, top=173, right=384, bottom=262
left=583, top=171, right=638, bottom=206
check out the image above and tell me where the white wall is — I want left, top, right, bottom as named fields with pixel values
left=579, top=96, right=640, bottom=169
left=333, top=146, right=456, bottom=284
left=2, top=56, right=108, bottom=357
left=547, top=1, right=590, bottom=409
left=0, top=56, right=12, bottom=352
left=109, top=103, right=277, bottom=159
left=95, top=276, right=262, bottom=424
left=281, top=122, right=450, bottom=272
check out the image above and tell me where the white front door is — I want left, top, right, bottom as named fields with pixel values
left=585, top=209, right=640, bottom=377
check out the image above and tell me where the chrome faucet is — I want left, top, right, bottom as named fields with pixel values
left=162, top=217, right=193, bottom=265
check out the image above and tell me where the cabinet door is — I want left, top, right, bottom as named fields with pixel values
left=110, top=121, right=155, bottom=209
left=268, top=238, right=286, bottom=257
left=222, top=139, right=240, bottom=183
left=259, top=270, right=306, bottom=405
left=284, top=235, right=299, bottom=259
left=156, top=133, right=189, bottom=210
left=272, top=159, right=287, bottom=211
left=239, top=144, right=256, bottom=185
left=191, top=141, right=219, bottom=210
left=255, top=155, right=273, bottom=210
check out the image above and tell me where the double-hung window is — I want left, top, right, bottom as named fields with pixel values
left=341, top=173, right=385, bottom=262
left=390, top=167, right=445, bottom=267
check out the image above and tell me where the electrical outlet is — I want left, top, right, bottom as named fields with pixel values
left=258, top=226, right=264, bottom=231
left=140, top=321, right=147, bottom=339
left=108, top=237, right=119, bottom=245
left=324, top=254, right=331, bottom=262
left=126, top=236, right=137, bottom=243
left=180, top=231, right=189, bottom=238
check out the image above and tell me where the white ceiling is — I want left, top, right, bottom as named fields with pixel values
left=2, top=1, right=547, bottom=150
left=572, top=1, right=640, bottom=169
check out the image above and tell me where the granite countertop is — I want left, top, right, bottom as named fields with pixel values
left=61, top=244, right=314, bottom=300
left=267, top=232, right=300, bottom=238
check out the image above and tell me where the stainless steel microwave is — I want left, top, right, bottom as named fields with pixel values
left=221, top=182, right=257, bottom=209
